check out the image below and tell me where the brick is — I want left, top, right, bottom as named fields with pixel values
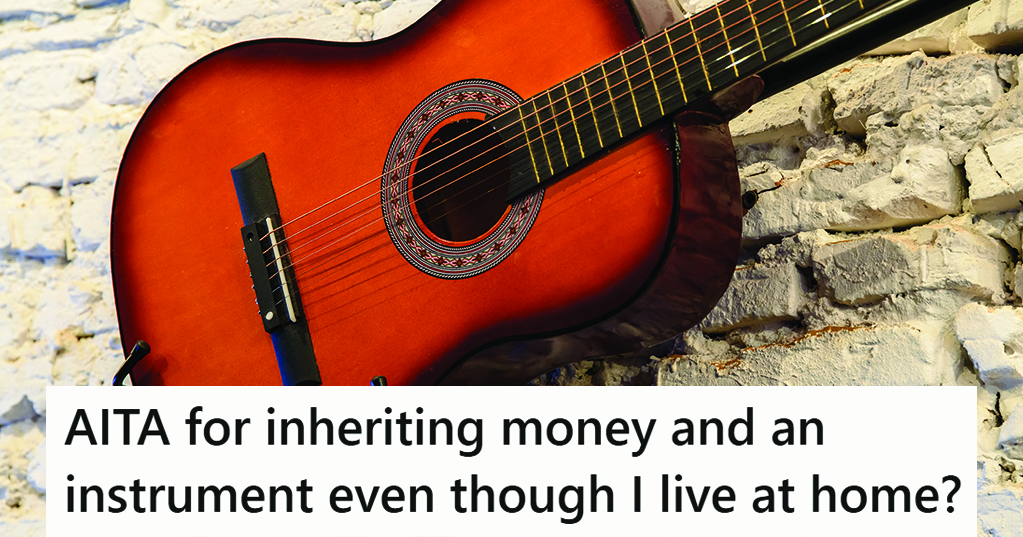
left=968, top=0, right=1023, bottom=51
left=730, top=82, right=830, bottom=146
left=372, top=0, right=439, bottom=39
left=979, top=488, right=1023, bottom=537
left=966, top=135, right=1023, bottom=215
left=0, top=0, right=75, bottom=20
left=742, top=144, right=964, bottom=240
left=0, top=186, right=69, bottom=259
left=96, top=39, right=200, bottom=105
left=0, top=12, right=126, bottom=58
left=955, top=303, right=1023, bottom=389
left=0, top=50, right=95, bottom=113
left=660, top=323, right=955, bottom=386
left=829, top=53, right=1002, bottom=137
left=701, top=262, right=806, bottom=333
left=814, top=222, right=1009, bottom=306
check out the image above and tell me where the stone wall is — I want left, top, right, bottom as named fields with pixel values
left=1, top=0, right=1021, bottom=535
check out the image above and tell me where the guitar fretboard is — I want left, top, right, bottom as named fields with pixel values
left=494, top=0, right=881, bottom=200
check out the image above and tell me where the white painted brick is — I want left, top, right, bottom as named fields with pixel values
left=78, top=0, right=128, bottom=6
left=357, top=12, right=375, bottom=40
left=1, top=186, right=68, bottom=258
left=227, top=5, right=360, bottom=42
left=814, top=222, right=1009, bottom=306
left=978, top=488, right=1023, bottom=537
left=730, top=82, right=830, bottom=146
left=701, top=262, right=806, bottom=333
left=0, top=343, right=51, bottom=425
left=956, top=303, right=1023, bottom=389
left=356, top=1, right=383, bottom=15
left=130, top=0, right=174, bottom=27
left=973, top=130, right=1023, bottom=214
left=95, top=38, right=200, bottom=105
left=968, top=0, right=1023, bottom=51
left=70, top=179, right=113, bottom=252
left=829, top=53, right=1002, bottom=137
left=51, top=330, right=123, bottom=386
left=0, top=420, right=46, bottom=526
left=742, top=144, right=964, bottom=240
left=0, top=521, right=44, bottom=537
left=0, top=11, right=127, bottom=58
left=372, top=0, right=438, bottom=39
left=999, top=406, right=1023, bottom=459
left=864, top=104, right=988, bottom=167
left=967, top=139, right=1023, bottom=214
left=981, top=83, right=1023, bottom=142
left=0, top=0, right=76, bottom=20
left=660, top=323, right=955, bottom=386
left=0, top=50, right=96, bottom=112
left=0, top=103, right=135, bottom=191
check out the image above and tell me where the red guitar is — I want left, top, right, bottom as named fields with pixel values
left=111, top=0, right=970, bottom=386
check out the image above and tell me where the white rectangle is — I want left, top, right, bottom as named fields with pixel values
left=47, top=386, right=974, bottom=536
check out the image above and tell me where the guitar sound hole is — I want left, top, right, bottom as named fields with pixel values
left=412, top=118, right=510, bottom=242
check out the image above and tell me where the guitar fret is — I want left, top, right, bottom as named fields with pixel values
left=599, top=63, right=624, bottom=138
left=688, top=17, right=713, bottom=92
left=664, top=34, right=688, bottom=103
left=778, top=0, right=798, bottom=46
left=544, top=91, right=570, bottom=167
left=744, top=0, right=767, bottom=61
left=714, top=3, right=740, bottom=78
left=641, top=41, right=665, bottom=116
left=619, top=52, right=643, bottom=128
left=816, top=0, right=830, bottom=28
left=580, top=70, right=604, bottom=148
left=717, top=0, right=767, bottom=79
left=562, top=82, right=585, bottom=159
left=496, top=0, right=899, bottom=203
left=517, top=106, right=542, bottom=183
left=531, top=99, right=555, bottom=175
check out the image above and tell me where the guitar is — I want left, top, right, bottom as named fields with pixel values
left=111, top=0, right=972, bottom=386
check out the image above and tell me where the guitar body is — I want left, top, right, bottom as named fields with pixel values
left=110, top=0, right=742, bottom=386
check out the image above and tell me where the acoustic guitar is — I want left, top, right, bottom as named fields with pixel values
left=111, top=0, right=972, bottom=386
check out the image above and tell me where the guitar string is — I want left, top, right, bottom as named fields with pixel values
left=262, top=0, right=811, bottom=282
left=269, top=0, right=849, bottom=294
left=268, top=0, right=861, bottom=302
left=271, top=0, right=841, bottom=277
left=284, top=0, right=863, bottom=319
left=260, top=0, right=815, bottom=272
left=256, top=0, right=794, bottom=254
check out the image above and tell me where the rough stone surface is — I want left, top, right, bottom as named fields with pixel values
left=701, top=262, right=806, bottom=333
left=979, top=488, right=1023, bottom=537
left=730, top=82, right=830, bottom=145
left=969, top=129, right=1023, bottom=214
left=968, top=0, right=1023, bottom=51
left=956, top=303, right=1023, bottom=389
left=740, top=143, right=965, bottom=240
left=829, top=53, right=1002, bottom=137
left=660, top=323, right=956, bottom=387
left=813, top=221, right=1010, bottom=306
left=1000, top=407, right=1023, bottom=459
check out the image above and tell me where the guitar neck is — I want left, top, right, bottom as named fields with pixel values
left=497, top=0, right=974, bottom=201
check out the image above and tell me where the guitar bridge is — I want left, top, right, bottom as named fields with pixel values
left=241, top=214, right=299, bottom=331
left=233, top=153, right=321, bottom=386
